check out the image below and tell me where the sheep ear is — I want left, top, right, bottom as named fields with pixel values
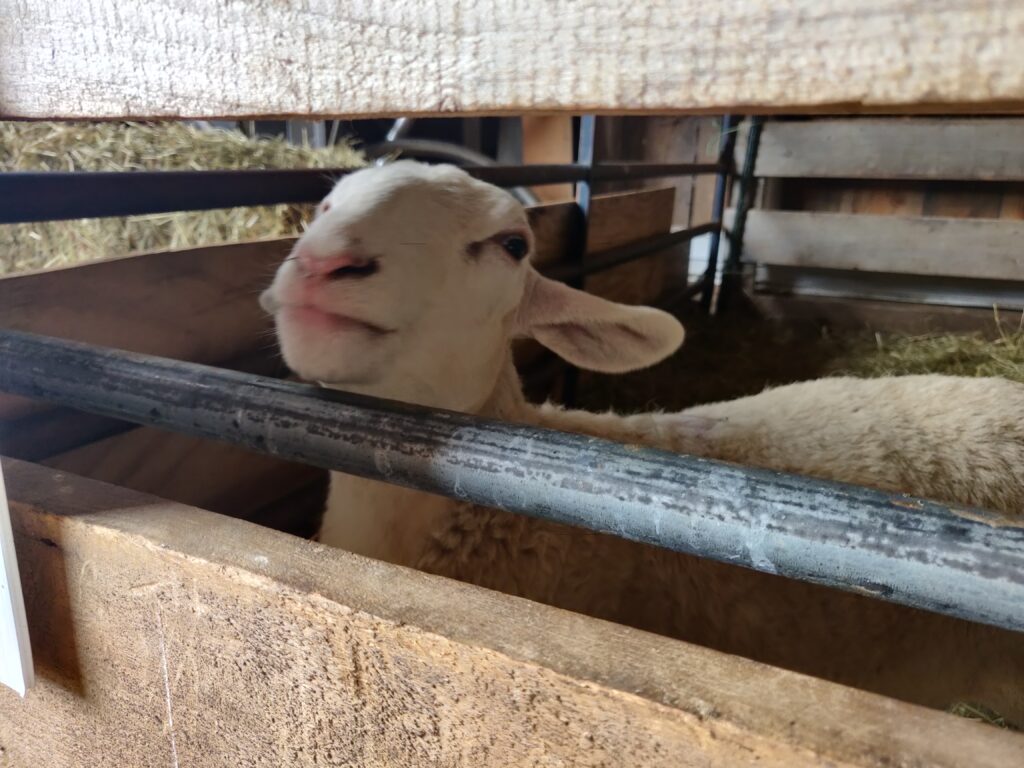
left=514, top=271, right=684, bottom=373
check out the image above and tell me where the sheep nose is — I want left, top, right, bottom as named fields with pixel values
left=296, top=250, right=379, bottom=280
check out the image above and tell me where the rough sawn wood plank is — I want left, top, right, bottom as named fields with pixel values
left=0, top=457, right=1021, bottom=767
left=3, top=1, right=1024, bottom=118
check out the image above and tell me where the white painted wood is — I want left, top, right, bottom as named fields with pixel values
left=0, top=461, right=33, bottom=697
left=2, top=1, right=1024, bottom=118
left=731, top=209, right=1024, bottom=282
left=749, top=119, right=1024, bottom=180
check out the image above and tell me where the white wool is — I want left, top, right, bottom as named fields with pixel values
left=263, top=161, right=1024, bottom=724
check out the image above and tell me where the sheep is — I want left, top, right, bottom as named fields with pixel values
left=541, top=374, right=1024, bottom=516
left=260, top=160, right=1024, bottom=724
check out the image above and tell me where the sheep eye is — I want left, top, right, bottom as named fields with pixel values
left=501, top=235, right=529, bottom=261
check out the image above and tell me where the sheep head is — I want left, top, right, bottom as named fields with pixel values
left=261, top=160, right=684, bottom=411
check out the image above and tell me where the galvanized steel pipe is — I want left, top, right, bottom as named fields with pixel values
left=1, top=329, right=1023, bottom=632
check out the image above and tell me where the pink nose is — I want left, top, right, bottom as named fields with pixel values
left=296, top=249, right=378, bottom=280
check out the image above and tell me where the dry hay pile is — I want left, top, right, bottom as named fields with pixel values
left=827, top=318, right=1024, bottom=385
left=0, top=121, right=364, bottom=275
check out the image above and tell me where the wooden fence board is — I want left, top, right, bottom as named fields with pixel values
left=732, top=209, right=1024, bottom=282
left=3, top=2, right=1024, bottom=118
left=41, top=427, right=324, bottom=524
left=0, top=237, right=293, bottom=424
left=2, top=456, right=1021, bottom=767
left=751, top=119, right=1024, bottom=180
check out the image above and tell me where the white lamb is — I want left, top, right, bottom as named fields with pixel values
left=261, top=160, right=1024, bottom=723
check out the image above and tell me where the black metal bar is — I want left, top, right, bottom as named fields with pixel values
left=575, top=116, right=597, bottom=222
left=0, top=162, right=724, bottom=225
left=567, top=117, right=597, bottom=285
left=365, top=138, right=541, bottom=206
left=717, top=117, right=764, bottom=313
left=543, top=222, right=718, bottom=282
left=0, top=169, right=341, bottom=225
left=699, top=115, right=740, bottom=313
left=1, top=328, right=1023, bottom=632
left=588, top=163, right=722, bottom=182
left=561, top=115, right=598, bottom=408
left=653, top=272, right=713, bottom=309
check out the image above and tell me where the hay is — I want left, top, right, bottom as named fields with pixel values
left=825, top=314, right=1024, bottom=384
left=947, top=701, right=1020, bottom=731
left=0, top=121, right=364, bottom=275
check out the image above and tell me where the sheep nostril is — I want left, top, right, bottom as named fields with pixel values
left=326, top=259, right=379, bottom=280
left=295, top=250, right=380, bottom=280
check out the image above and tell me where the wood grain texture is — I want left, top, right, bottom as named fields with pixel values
left=3, top=2, right=1024, bottom=119
left=752, top=119, right=1024, bottom=180
left=690, top=119, right=722, bottom=223
left=41, top=426, right=325, bottom=527
left=764, top=179, right=931, bottom=222
left=0, top=237, right=294, bottom=424
left=842, top=186, right=926, bottom=216
left=732, top=209, right=1024, bottom=281
left=0, top=238, right=292, bottom=465
left=586, top=187, right=679, bottom=305
left=2, top=456, right=1021, bottom=767
left=529, top=187, right=675, bottom=272
left=593, top=116, right=704, bottom=235
left=521, top=116, right=574, bottom=202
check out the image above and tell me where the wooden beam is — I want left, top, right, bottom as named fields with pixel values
left=3, top=2, right=1024, bottom=119
left=521, top=117, right=574, bottom=202
left=732, top=209, right=1024, bottom=282
left=751, top=119, right=1024, bottom=180
left=0, top=238, right=293, bottom=464
left=0, top=237, right=293, bottom=424
left=41, top=427, right=325, bottom=528
left=0, top=239, right=327, bottom=524
left=2, top=456, right=1021, bottom=766
left=585, top=187, right=679, bottom=305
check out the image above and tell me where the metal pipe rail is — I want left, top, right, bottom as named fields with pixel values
left=0, top=162, right=724, bottom=224
left=1, top=328, right=1022, bottom=632
left=542, top=222, right=719, bottom=282
left=560, top=115, right=598, bottom=407
left=717, top=116, right=763, bottom=313
left=700, top=115, right=740, bottom=313
left=365, top=138, right=541, bottom=206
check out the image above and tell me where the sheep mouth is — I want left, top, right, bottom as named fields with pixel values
left=282, top=304, right=396, bottom=336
